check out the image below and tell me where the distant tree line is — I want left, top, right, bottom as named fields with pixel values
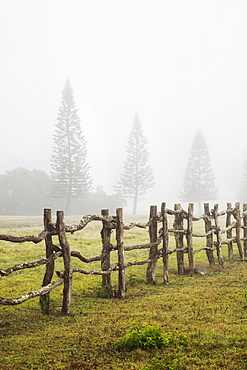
left=2, top=78, right=247, bottom=216
left=0, top=168, right=125, bottom=216
left=0, top=168, right=50, bottom=215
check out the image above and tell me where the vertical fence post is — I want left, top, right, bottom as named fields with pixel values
left=204, top=203, right=215, bottom=265
left=187, top=203, right=194, bottom=276
left=161, top=202, right=169, bottom=284
left=243, top=203, right=247, bottom=258
left=235, top=202, right=244, bottom=261
left=226, top=203, right=233, bottom=260
left=100, top=209, right=112, bottom=288
left=40, top=208, right=54, bottom=314
left=146, top=205, right=158, bottom=284
left=57, top=211, right=72, bottom=314
left=116, top=208, right=125, bottom=299
left=212, top=204, right=224, bottom=266
left=174, top=204, right=185, bottom=274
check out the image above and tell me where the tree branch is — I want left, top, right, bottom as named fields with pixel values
left=0, top=278, right=64, bottom=305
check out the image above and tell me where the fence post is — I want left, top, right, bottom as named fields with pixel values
left=146, top=205, right=158, bottom=284
left=57, top=211, right=72, bottom=314
left=161, top=202, right=169, bottom=284
left=243, top=203, right=247, bottom=258
left=174, top=204, right=185, bottom=274
left=40, top=208, right=54, bottom=314
left=116, top=208, right=125, bottom=299
left=100, top=209, right=112, bottom=288
left=226, top=203, right=233, bottom=260
left=204, top=203, right=215, bottom=265
left=212, top=204, right=224, bottom=266
left=235, top=202, right=244, bottom=261
left=187, top=203, right=194, bottom=276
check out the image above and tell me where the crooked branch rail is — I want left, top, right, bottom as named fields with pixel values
left=0, top=202, right=247, bottom=314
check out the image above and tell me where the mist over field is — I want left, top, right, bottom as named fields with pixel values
left=1, top=0, right=247, bottom=214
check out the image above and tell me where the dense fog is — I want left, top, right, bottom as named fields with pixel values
left=1, top=0, right=247, bottom=214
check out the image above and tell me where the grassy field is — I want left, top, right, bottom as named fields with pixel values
left=1, top=214, right=247, bottom=369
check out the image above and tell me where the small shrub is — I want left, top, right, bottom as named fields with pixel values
left=117, top=322, right=173, bottom=351
left=93, top=284, right=116, bottom=298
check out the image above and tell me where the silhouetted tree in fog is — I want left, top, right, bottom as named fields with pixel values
left=114, top=113, right=154, bottom=214
left=50, top=79, right=92, bottom=214
left=179, top=130, right=218, bottom=214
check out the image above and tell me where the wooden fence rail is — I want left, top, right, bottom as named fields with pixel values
left=1, top=202, right=247, bottom=314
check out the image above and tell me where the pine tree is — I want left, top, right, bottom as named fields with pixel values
left=50, top=79, right=92, bottom=214
left=179, top=130, right=218, bottom=214
left=114, top=113, right=155, bottom=214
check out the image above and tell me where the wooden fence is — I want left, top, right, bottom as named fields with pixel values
left=0, top=202, right=247, bottom=314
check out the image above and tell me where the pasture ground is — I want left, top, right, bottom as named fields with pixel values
left=0, top=215, right=247, bottom=369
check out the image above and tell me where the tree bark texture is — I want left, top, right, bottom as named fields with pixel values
left=146, top=205, right=158, bottom=284
left=226, top=203, right=233, bottom=260
left=101, top=209, right=112, bottom=288
left=212, top=204, right=224, bottom=266
left=204, top=203, right=215, bottom=265
left=173, top=204, right=185, bottom=274
left=57, top=211, right=72, bottom=314
left=161, top=203, right=169, bottom=284
left=187, top=203, right=194, bottom=276
left=40, top=209, right=54, bottom=314
left=116, top=208, right=125, bottom=298
left=234, top=202, right=244, bottom=261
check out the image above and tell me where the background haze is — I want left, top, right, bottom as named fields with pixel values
left=1, top=0, right=247, bottom=213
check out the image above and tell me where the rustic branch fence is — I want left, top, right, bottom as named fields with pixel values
left=1, top=202, right=247, bottom=314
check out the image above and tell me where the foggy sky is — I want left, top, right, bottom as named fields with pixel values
left=1, top=0, right=247, bottom=213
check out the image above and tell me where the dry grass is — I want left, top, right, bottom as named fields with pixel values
left=0, top=214, right=247, bottom=369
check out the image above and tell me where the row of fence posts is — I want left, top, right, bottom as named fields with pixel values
left=39, top=202, right=247, bottom=314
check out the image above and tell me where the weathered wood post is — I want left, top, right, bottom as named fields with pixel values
left=57, top=211, right=72, bottom=314
left=204, top=203, right=215, bottom=265
left=243, top=203, right=247, bottom=258
left=146, top=205, right=158, bottom=284
left=174, top=204, right=185, bottom=274
left=187, top=203, right=194, bottom=276
left=100, top=209, right=112, bottom=288
left=116, top=208, right=125, bottom=299
left=212, top=204, right=224, bottom=266
left=161, top=202, right=169, bottom=284
left=40, top=208, right=54, bottom=314
left=234, top=202, right=244, bottom=261
left=226, top=203, right=233, bottom=260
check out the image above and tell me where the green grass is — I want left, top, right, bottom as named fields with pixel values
left=1, top=215, right=247, bottom=369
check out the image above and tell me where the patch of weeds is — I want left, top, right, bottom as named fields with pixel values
left=127, top=273, right=145, bottom=288
left=142, top=357, right=180, bottom=370
left=127, top=273, right=138, bottom=287
left=93, top=283, right=117, bottom=298
left=117, top=322, right=174, bottom=351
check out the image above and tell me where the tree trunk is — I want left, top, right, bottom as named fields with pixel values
left=40, top=208, right=54, bottom=314
left=116, top=208, right=125, bottom=298
left=101, top=209, right=112, bottom=288
left=57, top=210, right=72, bottom=314
left=133, top=187, right=138, bottom=215
left=174, top=204, right=185, bottom=274
left=204, top=203, right=215, bottom=265
left=146, top=205, right=158, bottom=284
left=161, top=202, right=169, bottom=284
